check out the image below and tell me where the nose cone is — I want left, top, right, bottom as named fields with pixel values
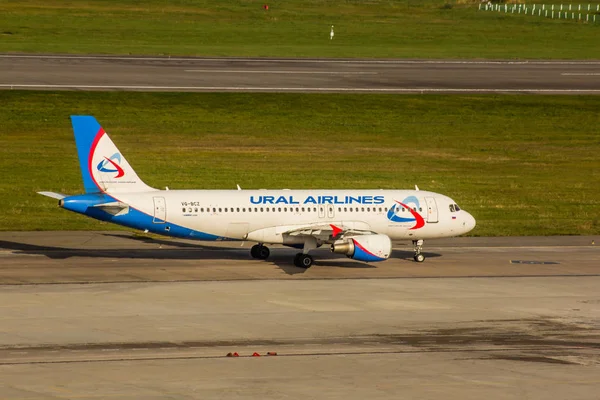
left=463, top=211, right=476, bottom=233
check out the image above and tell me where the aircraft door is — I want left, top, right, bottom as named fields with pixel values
left=425, top=196, right=438, bottom=223
left=153, top=196, right=166, bottom=223
left=327, top=204, right=335, bottom=219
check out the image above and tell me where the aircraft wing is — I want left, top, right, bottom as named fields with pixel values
left=284, top=223, right=373, bottom=241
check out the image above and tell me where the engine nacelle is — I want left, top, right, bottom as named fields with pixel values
left=331, top=234, right=392, bottom=262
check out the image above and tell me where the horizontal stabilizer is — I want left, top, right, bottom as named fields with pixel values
left=37, top=191, right=67, bottom=200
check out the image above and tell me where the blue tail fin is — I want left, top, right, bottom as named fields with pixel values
left=71, top=116, right=155, bottom=193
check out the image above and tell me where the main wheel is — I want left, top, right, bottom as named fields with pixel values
left=294, top=253, right=313, bottom=269
left=414, top=253, right=425, bottom=263
left=257, top=245, right=270, bottom=260
left=250, top=244, right=260, bottom=259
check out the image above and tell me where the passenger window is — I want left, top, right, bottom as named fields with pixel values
left=344, top=207, right=347, bottom=212
left=194, top=208, right=198, bottom=212
left=284, top=207, right=287, bottom=212
left=218, top=208, right=222, bottom=212
left=182, top=208, right=186, bottom=212
left=260, top=207, right=264, bottom=212
left=302, top=207, right=305, bottom=212
left=242, top=208, right=246, bottom=212
left=419, top=207, right=422, bottom=212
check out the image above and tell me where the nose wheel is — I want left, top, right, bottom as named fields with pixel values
left=250, top=244, right=270, bottom=260
left=412, top=239, right=425, bottom=263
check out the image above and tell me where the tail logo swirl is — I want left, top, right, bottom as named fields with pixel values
left=97, top=153, right=125, bottom=178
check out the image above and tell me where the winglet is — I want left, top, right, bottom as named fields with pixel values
left=330, top=224, right=343, bottom=238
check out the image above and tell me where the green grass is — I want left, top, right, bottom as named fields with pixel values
left=0, top=91, right=599, bottom=236
left=0, top=0, right=598, bottom=58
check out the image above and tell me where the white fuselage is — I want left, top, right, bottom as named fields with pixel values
left=108, top=189, right=476, bottom=244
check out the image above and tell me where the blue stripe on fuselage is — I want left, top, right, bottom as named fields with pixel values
left=62, top=193, right=220, bottom=240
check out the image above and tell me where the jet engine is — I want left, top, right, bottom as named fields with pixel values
left=331, top=234, right=392, bottom=262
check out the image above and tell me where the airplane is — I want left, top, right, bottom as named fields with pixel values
left=38, top=116, right=476, bottom=268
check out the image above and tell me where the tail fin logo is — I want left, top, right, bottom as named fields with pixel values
left=97, top=153, right=125, bottom=178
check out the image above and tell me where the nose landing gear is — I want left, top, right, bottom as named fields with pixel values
left=412, top=239, right=425, bottom=262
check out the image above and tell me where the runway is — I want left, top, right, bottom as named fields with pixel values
left=1, top=55, right=600, bottom=93
left=1, top=232, right=599, bottom=399
left=1, top=231, right=598, bottom=284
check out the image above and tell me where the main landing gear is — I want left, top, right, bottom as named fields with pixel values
left=294, top=236, right=317, bottom=269
left=250, top=238, right=317, bottom=269
left=412, top=239, right=425, bottom=263
left=294, top=253, right=313, bottom=269
left=250, top=244, right=270, bottom=260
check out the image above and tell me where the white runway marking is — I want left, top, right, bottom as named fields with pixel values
left=2, top=84, right=600, bottom=93
left=184, top=69, right=377, bottom=74
left=561, top=73, right=600, bottom=76
left=1, top=54, right=600, bottom=65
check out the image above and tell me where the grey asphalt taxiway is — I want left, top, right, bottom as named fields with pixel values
left=1, top=54, right=600, bottom=93
left=1, top=232, right=599, bottom=399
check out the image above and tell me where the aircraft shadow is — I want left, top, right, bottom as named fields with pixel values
left=0, top=235, right=442, bottom=276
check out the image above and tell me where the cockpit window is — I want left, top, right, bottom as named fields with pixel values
left=449, top=204, right=455, bottom=212
left=454, top=204, right=461, bottom=211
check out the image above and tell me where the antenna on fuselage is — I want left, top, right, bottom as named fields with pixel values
left=237, top=184, right=242, bottom=190
left=415, top=185, right=420, bottom=191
